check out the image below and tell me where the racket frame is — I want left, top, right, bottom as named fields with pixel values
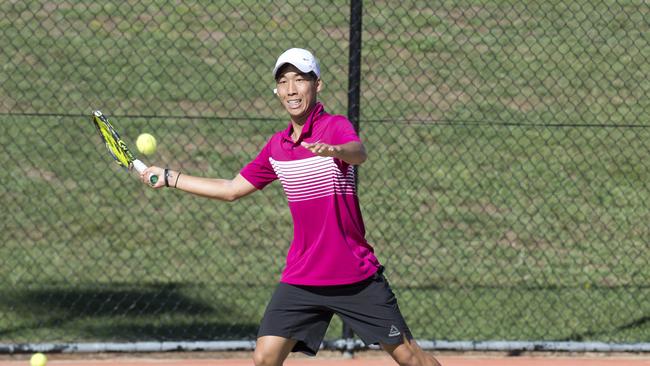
left=92, top=110, right=158, bottom=184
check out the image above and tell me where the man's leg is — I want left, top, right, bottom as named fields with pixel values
left=381, top=336, right=442, bottom=366
left=253, top=335, right=298, bottom=366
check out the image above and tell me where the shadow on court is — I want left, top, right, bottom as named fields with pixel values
left=0, top=282, right=258, bottom=340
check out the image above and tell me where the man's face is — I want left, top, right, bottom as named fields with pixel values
left=275, top=65, right=322, bottom=123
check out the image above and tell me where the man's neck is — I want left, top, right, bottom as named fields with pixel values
left=289, top=104, right=316, bottom=142
left=291, top=122, right=303, bottom=142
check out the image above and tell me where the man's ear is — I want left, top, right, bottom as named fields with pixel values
left=316, top=79, right=323, bottom=93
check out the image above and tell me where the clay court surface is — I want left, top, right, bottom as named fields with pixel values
left=2, top=351, right=649, bottom=366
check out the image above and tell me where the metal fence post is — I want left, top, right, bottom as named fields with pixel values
left=342, top=0, right=362, bottom=357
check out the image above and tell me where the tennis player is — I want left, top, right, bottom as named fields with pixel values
left=141, top=48, right=441, bottom=366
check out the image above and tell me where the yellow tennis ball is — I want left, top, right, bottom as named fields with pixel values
left=136, top=133, right=157, bottom=155
left=30, top=353, right=47, bottom=366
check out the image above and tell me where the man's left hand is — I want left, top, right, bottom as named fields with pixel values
left=301, top=141, right=341, bottom=157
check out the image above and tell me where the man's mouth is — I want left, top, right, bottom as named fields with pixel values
left=287, top=99, right=301, bottom=108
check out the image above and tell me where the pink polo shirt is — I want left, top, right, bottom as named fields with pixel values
left=240, top=103, right=380, bottom=286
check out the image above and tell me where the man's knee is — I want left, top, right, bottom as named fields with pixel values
left=253, top=349, right=281, bottom=366
left=383, top=338, right=442, bottom=366
left=395, top=350, right=442, bottom=366
left=253, top=336, right=296, bottom=366
left=393, top=351, right=419, bottom=366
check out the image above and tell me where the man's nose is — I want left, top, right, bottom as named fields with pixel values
left=287, top=80, right=297, bottom=94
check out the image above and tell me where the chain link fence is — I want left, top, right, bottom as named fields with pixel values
left=1, top=0, right=649, bottom=351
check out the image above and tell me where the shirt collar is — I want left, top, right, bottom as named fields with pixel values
left=282, top=102, right=324, bottom=144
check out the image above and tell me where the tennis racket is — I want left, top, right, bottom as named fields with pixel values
left=91, top=110, right=158, bottom=184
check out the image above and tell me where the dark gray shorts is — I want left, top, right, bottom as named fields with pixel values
left=257, top=267, right=412, bottom=356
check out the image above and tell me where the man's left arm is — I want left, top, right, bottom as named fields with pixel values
left=301, top=141, right=367, bottom=165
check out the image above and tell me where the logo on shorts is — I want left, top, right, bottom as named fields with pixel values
left=388, top=325, right=401, bottom=337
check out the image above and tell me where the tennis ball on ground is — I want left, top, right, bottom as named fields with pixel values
left=30, top=353, right=47, bottom=366
left=136, top=133, right=157, bottom=155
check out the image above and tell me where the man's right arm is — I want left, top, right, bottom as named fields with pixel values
left=141, top=167, right=257, bottom=202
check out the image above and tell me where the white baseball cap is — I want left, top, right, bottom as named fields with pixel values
left=273, top=48, right=321, bottom=79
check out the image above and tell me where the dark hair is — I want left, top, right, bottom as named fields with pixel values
left=275, top=64, right=318, bottom=81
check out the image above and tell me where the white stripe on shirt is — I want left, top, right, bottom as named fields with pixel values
left=270, top=156, right=356, bottom=202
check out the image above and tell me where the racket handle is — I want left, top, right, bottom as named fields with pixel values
left=132, top=159, right=158, bottom=184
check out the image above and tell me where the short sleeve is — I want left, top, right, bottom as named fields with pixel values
left=240, top=138, right=277, bottom=190
left=331, top=116, right=361, bottom=145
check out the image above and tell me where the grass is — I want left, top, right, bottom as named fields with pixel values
left=1, top=0, right=649, bottom=346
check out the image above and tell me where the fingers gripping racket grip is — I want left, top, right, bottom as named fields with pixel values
left=132, top=160, right=158, bottom=184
